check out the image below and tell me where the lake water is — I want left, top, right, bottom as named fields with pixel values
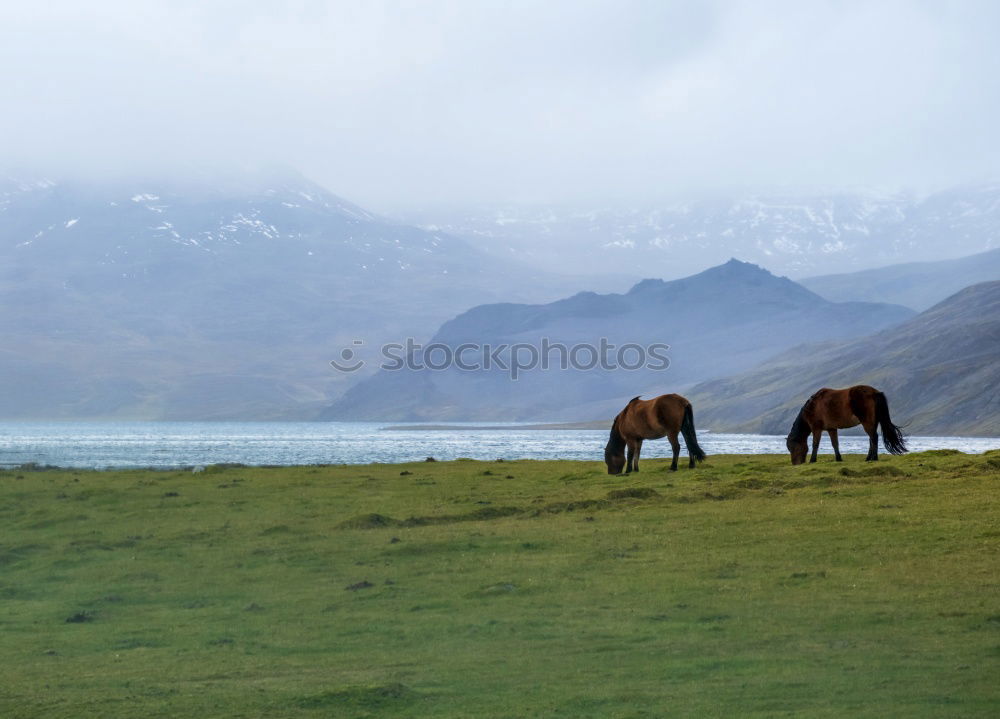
left=0, top=421, right=997, bottom=469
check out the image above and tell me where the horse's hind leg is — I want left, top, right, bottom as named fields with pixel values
left=668, top=432, right=680, bottom=471
left=810, top=428, right=822, bottom=463
left=863, top=421, right=879, bottom=462
left=828, top=429, right=842, bottom=461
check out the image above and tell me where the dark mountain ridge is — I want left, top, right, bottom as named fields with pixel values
left=323, top=259, right=915, bottom=421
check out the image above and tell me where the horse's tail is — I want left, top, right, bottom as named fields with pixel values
left=875, top=392, right=907, bottom=455
left=680, top=403, right=706, bottom=462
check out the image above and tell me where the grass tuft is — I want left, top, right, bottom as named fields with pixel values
left=296, top=683, right=417, bottom=710
left=605, top=487, right=660, bottom=500
left=339, top=513, right=400, bottom=529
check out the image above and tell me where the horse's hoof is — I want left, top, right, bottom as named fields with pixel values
left=669, top=466, right=678, bottom=472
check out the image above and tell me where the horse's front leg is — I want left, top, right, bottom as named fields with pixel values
left=633, top=439, right=643, bottom=472
left=809, top=428, right=822, bottom=463
left=828, top=429, right=842, bottom=461
left=625, top=439, right=637, bottom=473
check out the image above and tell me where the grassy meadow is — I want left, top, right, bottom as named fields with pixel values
left=2, top=450, right=999, bottom=717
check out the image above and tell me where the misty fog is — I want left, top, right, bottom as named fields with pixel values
left=2, top=0, right=999, bottom=209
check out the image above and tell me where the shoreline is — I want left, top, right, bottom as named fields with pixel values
left=381, top=420, right=609, bottom=431
left=3, top=447, right=996, bottom=472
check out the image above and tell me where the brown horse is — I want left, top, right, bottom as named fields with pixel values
left=605, top=394, right=706, bottom=474
left=786, top=385, right=907, bottom=465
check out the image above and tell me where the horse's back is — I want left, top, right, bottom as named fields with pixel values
left=650, top=393, right=690, bottom=412
left=847, top=384, right=880, bottom=399
left=622, top=393, right=688, bottom=415
left=808, top=387, right=836, bottom=402
left=811, top=386, right=879, bottom=404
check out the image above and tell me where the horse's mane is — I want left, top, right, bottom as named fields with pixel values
left=606, top=415, right=626, bottom=454
left=607, top=397, right=640, bottom=454
left=787, top=406, right=810, bottom=443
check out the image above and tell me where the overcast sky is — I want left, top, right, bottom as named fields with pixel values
left=2, top=1, right=998, bottom=208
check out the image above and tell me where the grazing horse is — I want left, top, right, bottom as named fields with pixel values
left=786, top=385, right=907, bottom=465
left=605, top=394, right=706, bottom=474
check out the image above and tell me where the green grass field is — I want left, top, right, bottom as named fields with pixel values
left=2, top=450, right=999, bottom=718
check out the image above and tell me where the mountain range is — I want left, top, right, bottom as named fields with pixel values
left=685, top=281, right=1000, bottom=436
left=323, top=260, right=914, bottom=421
left=0, top=171, right=590, bottom=419
left=800, top=247, right=1000, bottom=311
left=4, top=171, right=999, bottom=426
left=399, top=184, right=1000, bottom=280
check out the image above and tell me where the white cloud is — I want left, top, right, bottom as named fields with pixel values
left=1, top=0, right=997, bottom=207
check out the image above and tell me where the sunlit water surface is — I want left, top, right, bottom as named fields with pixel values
left=0, top=422, right=997, bottom=469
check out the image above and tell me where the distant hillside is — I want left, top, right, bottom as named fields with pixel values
left=322, top=260, right=914, bottom=421
left=398, top=183, right=1000, bottom=279
left=686, top=281, right=1000, bottom=436
left=0, top=171, right=589, bottom=419
left=801, top=248, right=1000, bottom=311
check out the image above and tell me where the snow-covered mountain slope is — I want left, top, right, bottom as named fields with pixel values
left=0, top=171, right=591, bottom=419
left=1, top=171, right=487, bottom=279
left=397, top=184, right=1000, bottom=279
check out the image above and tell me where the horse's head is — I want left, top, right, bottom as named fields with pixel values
left=786, top=435, right=808, bottom=465
left=604, top=444, right=626, bottom=475
left=786, top=408, right=810, bottom=465
left=605, top=418, right=626, bottom=474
